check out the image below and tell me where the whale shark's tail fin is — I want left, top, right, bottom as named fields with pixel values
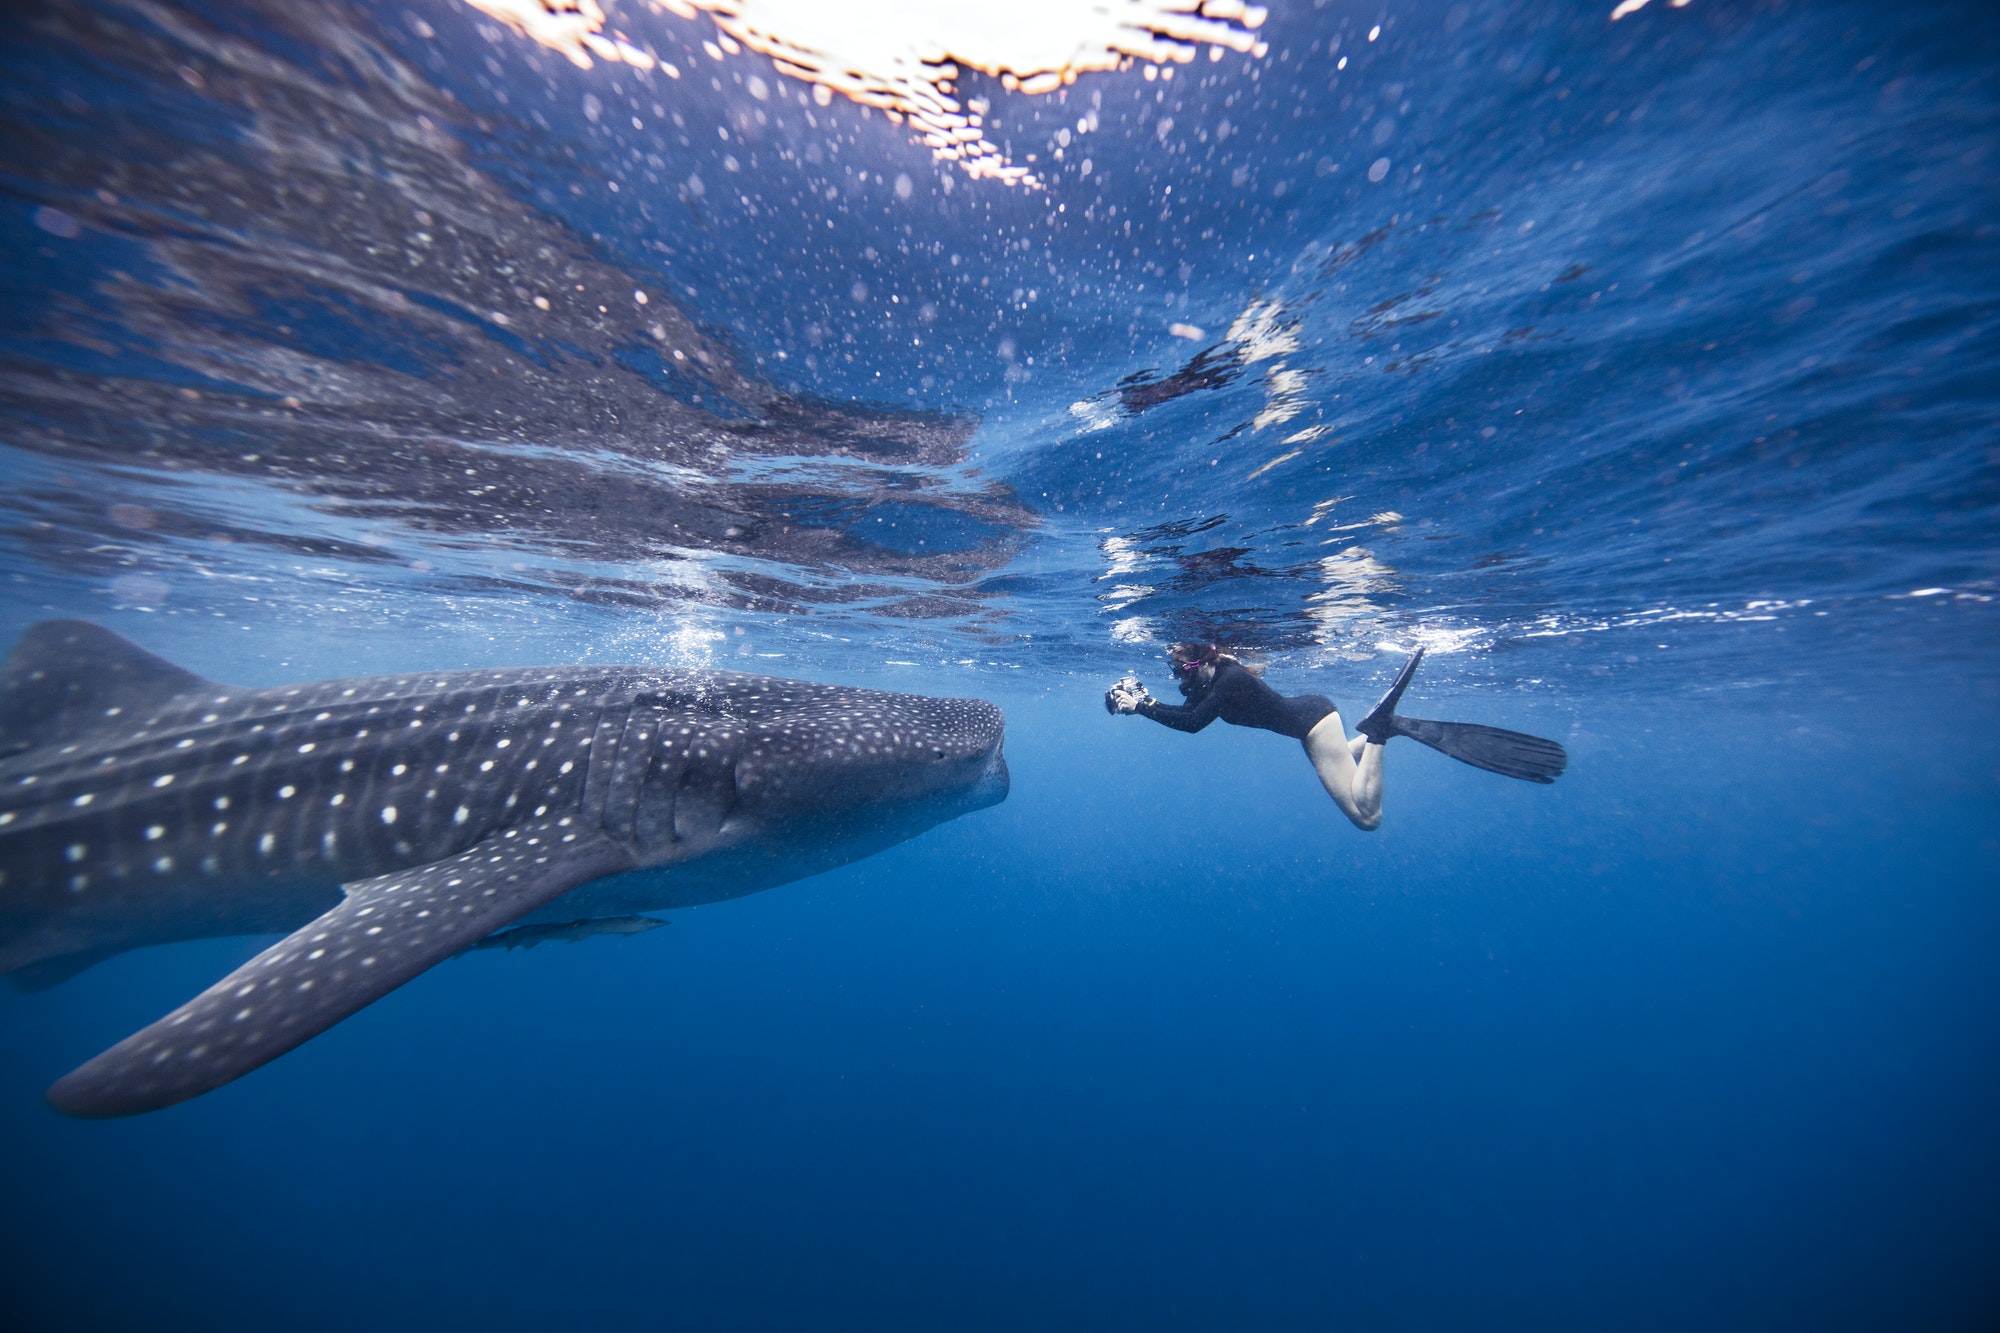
left=1386, top=717, right=1568, bottom=784
left=0, top=620, right=216, bottom=758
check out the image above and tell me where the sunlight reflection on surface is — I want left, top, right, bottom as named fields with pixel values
left=462, top=0, right=1269, bottom=184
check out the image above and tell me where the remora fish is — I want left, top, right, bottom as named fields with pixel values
left=0, top=621, right=1007, bottom=1117
left=468, top=914, right=667, bottom=951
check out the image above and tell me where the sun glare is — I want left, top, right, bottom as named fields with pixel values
left=461, top=0, right=1270, bottom=185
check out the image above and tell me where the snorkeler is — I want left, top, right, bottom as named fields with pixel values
left=1105, top=644, right=1566, bottom=830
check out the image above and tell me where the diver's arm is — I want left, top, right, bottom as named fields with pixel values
left=1136, top=687, right=1227, bottom=733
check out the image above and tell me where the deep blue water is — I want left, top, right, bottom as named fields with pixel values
left=3, top=0, right=1998, bottom=1327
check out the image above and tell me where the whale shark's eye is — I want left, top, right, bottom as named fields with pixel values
left=933, top=748, right=945, bottom=759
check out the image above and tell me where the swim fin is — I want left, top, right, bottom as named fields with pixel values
left=1353, top=647, right=1566, bottom=782
left=1355, top=648, right=1425, bottom=743
left=1385, top=716, right=1568, bottom=784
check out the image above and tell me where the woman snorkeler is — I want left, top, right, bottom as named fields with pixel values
left=1105, top=644, right=1566, bottom=830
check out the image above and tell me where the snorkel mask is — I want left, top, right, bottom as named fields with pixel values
left=1170, top=644, right=1216, bottom=680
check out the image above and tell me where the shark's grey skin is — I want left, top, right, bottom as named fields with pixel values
left=0, top=621, right=1006, bottom=1117
left=468, top=915, right=667, bottom=952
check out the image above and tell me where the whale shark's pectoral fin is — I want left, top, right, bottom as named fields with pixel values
left=46, top=818, right=633, bottom=1118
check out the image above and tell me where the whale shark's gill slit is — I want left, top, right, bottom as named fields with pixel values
left=671, top=727, right=737, bottom=844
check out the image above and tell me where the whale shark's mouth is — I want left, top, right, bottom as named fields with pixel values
left=968, top=741, right=1010, bottom=811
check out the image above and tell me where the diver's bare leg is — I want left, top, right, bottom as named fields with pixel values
left=1352, top=737, right=1385, bottom=825
left=1304, top=712, right=1386, bottom=831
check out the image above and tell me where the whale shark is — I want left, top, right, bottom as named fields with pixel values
left=467, top=914, right=667, bottom=952
left=0, top=621, right=1007, bottom=1117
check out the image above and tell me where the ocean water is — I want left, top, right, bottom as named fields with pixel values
left=2, top=0, right=1997, bottom=1327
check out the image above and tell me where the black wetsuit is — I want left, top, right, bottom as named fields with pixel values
left=1138, top=661, right=1337, bottom=741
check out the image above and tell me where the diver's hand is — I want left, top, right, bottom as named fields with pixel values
left=1105, top=676, right=1152, bottom=715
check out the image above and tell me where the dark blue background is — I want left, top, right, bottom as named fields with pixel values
left=5, top=678, right=1995, bottom=1330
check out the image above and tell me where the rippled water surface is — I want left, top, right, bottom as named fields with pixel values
left=2, top=0, right=1997, bottom=1328
left=6, top=0, right=1993, bottom=677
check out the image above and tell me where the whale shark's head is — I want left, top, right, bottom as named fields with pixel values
left=618, top=677, right=1007, bottom=864
left=732, top=689, right=1008, bottom=817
